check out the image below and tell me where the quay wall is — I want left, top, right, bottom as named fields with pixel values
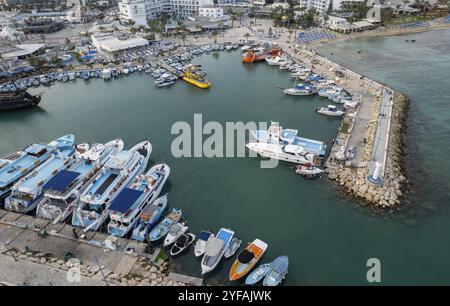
left=294, top=48, right=408, bottom=209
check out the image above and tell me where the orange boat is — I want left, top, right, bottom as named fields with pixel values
left=229, top=239, right=268, bottom=281
left=242, top=48, right=281, bottom=63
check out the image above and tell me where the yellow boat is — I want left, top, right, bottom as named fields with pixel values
left=182, top=65, right=211, bottom=89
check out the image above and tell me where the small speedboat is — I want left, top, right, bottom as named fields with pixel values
left=164, top=222, right=188, bottom=247
left=224, top=238, right=242, bottom=259
left=283, top=83, right=316, bottom=96
left=245, top=263, right=271, bottom=285
left=263, top=256, right=289, bottom=286
left=170, top=233, right=196, bottom=256
left=156, top=81, right=175, bottom=87
left=148, top=208, right=182, bottom=241
left=295, top=164, right=324, bottom=176
left=316, top=105, right=345, bottom=117
left=229, top=239, right=268, bottom=281
left=194, top=230, right=215, bottom=257
left=201, top=228, right=235, bottom=275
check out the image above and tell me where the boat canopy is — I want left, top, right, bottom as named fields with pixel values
left=109, top=188, right=143, bottom=213
left=42, top=170, right=80, bottom=192
left=238, top=249, right=255, bottom=264
left=25, top=143, right=48, bottom=156
left=198, top=231, right=212, bottom=241
left=284, top=144, right=306, bottom=155
left=175, top=235, right=188, bottom=247
left=205, top=238, right=224, bottom=256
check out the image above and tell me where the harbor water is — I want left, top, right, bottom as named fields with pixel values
left=1, top=31, right=450, bottom=284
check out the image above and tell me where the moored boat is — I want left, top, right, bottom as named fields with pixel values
left=229, top=239, right=268, bottom=281
left=4, top=144, right=77, bottom=214
left=263, top=256, right=289, bottom=286
left=283, top=83, right=317, bottom=96
left=170, top=233, right=196, bottom=256
left=194, top=230, right=215, bottom=257
left=201, top=228, right=235, bottom=275
left=131, top=194, right=168, bottom=242
left=246, top=142, right=318, bottom=166
left=224, top=238, right=242, bottom=259
left=107, top=163, right=170, bottom=237
left=148, top=208, right=182, bottom=241
left=164, top=221, right=188, bottom=247
left=36, top=140, right=124, bottom=223
left=0, top=135, right=73, bottom=205
left=295, top=164, right=324, bottom=176
left=72, top=141, right=151, bottom=232
left=316, top=105, right=345, bottom=117
left=245, top=263, right=271, bottom=285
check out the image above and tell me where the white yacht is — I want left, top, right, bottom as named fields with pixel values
left=107, top=163, right=170, bottom=238
left=316, top=105, right=345, bottom=117
left=36, top=140, right=124, bottom=223
left=265, top=56, right=281, bottom=66
left=72, top=141, right=151, bottom=232
left=246, top=142, right=317, bottom=165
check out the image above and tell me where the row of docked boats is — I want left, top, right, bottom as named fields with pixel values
left=0, top=64, right=150, bottom=93
left=261, top=51, right=356, bottom=118
left=0, top=134, right=176, bottom=238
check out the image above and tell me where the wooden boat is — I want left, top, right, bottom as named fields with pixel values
left=229, top=239, right=268, bottom=281
left=263, top=256, right=289, bottom=286
left=170, top=233, right=196, bottom=256
left=245, top=263, right=271, bottom=285
left=148, top=208, right=182, bottom=241
left=0, top=91, right=41, bottom=111
left=224, top=238, right=242, bottom=259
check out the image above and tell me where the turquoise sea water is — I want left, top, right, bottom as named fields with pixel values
left=1, top=30, right=450, bottom=285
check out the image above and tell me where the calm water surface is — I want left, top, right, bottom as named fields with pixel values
left=1, top=32, right=450, bottom=284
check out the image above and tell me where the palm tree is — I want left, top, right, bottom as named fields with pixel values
left=237, top=12, right=244, bottom=25
left=288, top=29, right=293, bottom=42
left=243, top=32, right=250, bottom=42
left=39, top=34, right=47, bottom=46
left=212, top=30, right=219, bottom=44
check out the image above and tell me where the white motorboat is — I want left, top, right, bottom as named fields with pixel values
left=194, top=230, right=215, bottom=257
left=295, top=164, right=324, bottom=176
left=201, top=228, right=235, bottom=275
left=102, top=68, right=112, bottom=79
left=265, top=56, right=281, bottom=66
left=283, top=83, right=316, bottom=96
left=246, top=142, right=317, bottom=165
left=316, top=105, right=345, bottom=117
left=163, top=222, right=188, bottom=247
left=170, top=233, right=196, bottom=256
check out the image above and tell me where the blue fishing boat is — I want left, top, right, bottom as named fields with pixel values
left=72, top=141, right=151, bottom=232
left=148, top=208, right=182, bottom=242
left=131, top=194, right=168, bottom=242
left=245, top=263, right=271, bottom=285
left=263, top=256, right=289, bottom=286
left=36, top=140, right=124, bottom=223
left=107, top=163, right=170, bottom=238
left=251, top=121, right=326, bottom=156
left=201, top=228, right=235, bottom=275
left=0, top=135, right=73, bottom=205
left=4, top=144, right=77, bottom=214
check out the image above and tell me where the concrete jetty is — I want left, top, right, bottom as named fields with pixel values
left=282, top=47, right=408, bottom=208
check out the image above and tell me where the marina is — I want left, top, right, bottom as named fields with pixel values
left=1, top=27, right=450, bottom=285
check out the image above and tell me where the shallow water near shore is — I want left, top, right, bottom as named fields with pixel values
left=1, top=33, right=450, bottom=285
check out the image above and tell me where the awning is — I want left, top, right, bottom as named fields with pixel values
left=43, top=170, right=81, bottom=192
left=109, top=188, right=143, bottom=213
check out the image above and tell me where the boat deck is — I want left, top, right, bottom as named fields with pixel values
left=0, top=154, right=36, bottom=185
left=90, top=172, right=118, bottom=197
left=17, top=157, right=66, bottom=193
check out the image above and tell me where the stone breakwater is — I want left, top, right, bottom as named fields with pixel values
left=327, top=92, right=409, bottom=209
left=3, top=248, right=187, bottom=286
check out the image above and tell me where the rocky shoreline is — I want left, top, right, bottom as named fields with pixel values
left=3, top=248, right=187, bottom=286
left=326, top=91, right=409, bottom=209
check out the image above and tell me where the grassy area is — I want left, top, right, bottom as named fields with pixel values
left=384, top=15, right=434, bottom=26
left=341, top=122, right=351, bottom=134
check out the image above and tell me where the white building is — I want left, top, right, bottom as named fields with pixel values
left=326, top=15, right=373, bottom=33
left=91, top=34, right=148, bottom=54
left=119, top=0, right=214, bottom=26
left=199, top=5, right=223, bottom=19
left=299, top=0, right=331, bottom=15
